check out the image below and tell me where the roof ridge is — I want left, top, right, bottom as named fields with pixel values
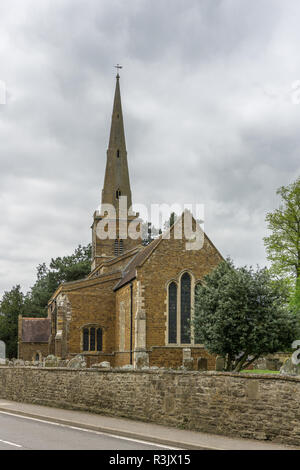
left=113, top=237, right=161, bottom=291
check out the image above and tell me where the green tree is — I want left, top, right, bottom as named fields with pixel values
left=0, top=285, right=25, bottom=358
left=141, top=222, right=161, bottom=246
left=0, top=245, right=92, bottom=356
left=163, top=212, right=178, bottom=230
left=24, top=244, right=92, bottom=316
left=193, top=259, right=298, bottom=372
left=264, top=177, right=300, bottom=310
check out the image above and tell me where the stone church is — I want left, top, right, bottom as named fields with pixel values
left=18, top=74, right=223, bottom=369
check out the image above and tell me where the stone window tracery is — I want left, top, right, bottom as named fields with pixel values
left=168, top=282, right=177, bottom=344
left=167, top=272, right=201, bottom=346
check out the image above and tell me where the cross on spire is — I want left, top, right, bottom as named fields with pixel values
left=114, top=64, right=123, bottom=78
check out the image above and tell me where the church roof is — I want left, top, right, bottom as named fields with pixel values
left=114, top=237, right=161, bottom=290
left=114, top=212, right=224, bottom=291
left=21, top=317, right=51, bottom=343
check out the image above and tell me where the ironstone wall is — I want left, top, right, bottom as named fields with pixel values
left=0, top=367, right=299, bottom=446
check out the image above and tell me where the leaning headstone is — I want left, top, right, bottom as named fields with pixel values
left=280, top=358, right=300, bottom=376
left=0, top=341, right=6, bottom=365
left=67, top=355, right=87, bottom=369
left=215, top=356, right=225, bottom=371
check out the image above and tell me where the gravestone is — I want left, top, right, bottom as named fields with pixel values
left=121, top=364, right=134, bottom=370
left=182, top=348, right=194, bottom=370
left=280, top=357, right=300, bottom=376
left=13, top=359, right=24, bottom=367
left=44, top=355, right=60, bottom=368
left=135, top=352, right=149, bottom=369
left=0, top=340, right=5, bottom=364
left=182, top=348, right=191, bottom=361
left=91, top=361, right=111, bottom=369
left=197, top=357, right=208, bottom=371
left=67, top=355, right=86, bottom=369
left=215, top=356, right=225, bottom=371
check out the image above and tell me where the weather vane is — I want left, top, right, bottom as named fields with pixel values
left=114, top=64, right=123, bottom=77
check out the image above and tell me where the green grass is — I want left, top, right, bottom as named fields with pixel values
left=241, top=369, right=280, bottom=374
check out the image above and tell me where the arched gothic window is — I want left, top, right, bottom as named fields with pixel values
left=194, top=282, right=202, bottom=344
left=117, top=149, right=120, bottom=158
left=180, top=272, right=191, bottom=343
left=116, top=189, right=121, bottom=199
left=82, top=327, right=103, bottom=352
left=168, top=282, right=177, bottom=344
left=168, top=272, right=199, bottom=345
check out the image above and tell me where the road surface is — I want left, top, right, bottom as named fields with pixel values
left=0, top=411, right=177, bottom=450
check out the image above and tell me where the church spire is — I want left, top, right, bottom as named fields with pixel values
left=91, top=72, right=141, bottom=268
left=101, top=73, right=132, bottom=212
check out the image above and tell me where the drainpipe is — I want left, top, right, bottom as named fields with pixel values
left=130, top=283, right=133, bottom=365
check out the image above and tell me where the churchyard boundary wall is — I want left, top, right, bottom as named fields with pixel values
left=0, top=367, right=299, bottom=446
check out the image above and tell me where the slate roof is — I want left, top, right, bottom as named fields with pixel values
left=22, top=317, right=51, bottom=343
left=114, top=237, right=161, bottom=291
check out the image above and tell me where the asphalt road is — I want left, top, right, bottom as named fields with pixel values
left=0, top=412, right=176, bottom=450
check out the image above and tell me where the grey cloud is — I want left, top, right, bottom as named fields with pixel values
left=0, top=0, right=300, bottom=296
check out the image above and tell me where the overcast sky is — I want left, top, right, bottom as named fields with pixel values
left=0, top=0, right=299, bottom=297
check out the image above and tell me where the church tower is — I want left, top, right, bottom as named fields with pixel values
left=91, top=73, right=140, bottom=270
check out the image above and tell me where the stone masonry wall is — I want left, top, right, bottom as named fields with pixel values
left=137, top=230, right=222, bottom=352
left=149, top=346, right=215, bottom=369
left=0, top=367, right=299, bottom=446
left=17, top=343, right=49, bottom=362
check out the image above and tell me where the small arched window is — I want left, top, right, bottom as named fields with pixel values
left=168, top=282, right=177, bottom=344
left=180, top=272, right=191, bottom=343
left=117, top=149, right=120, bottom=158
left=116, top=189, right=121, bottom=199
